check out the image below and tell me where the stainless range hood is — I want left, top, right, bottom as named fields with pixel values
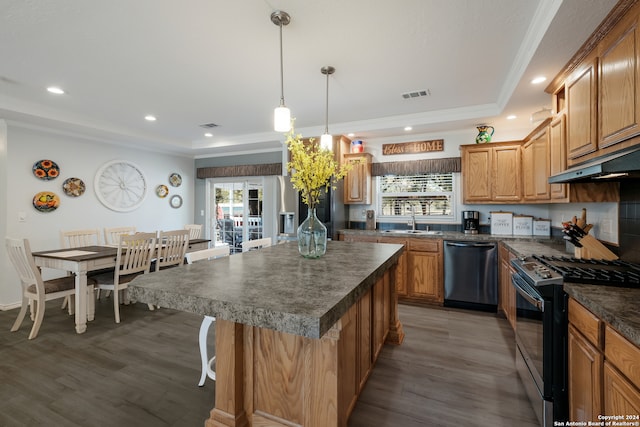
left=548, top=147, right=640, bottom=183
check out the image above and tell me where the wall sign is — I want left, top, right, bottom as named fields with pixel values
left=382, top=139, right=444, bottom=156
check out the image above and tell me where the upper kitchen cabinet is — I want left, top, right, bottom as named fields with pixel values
left=549, top=0, right=640, bottom=166
left=549, top=114, right=568, bottom=200
left=566, top=49, right=599, bottom=162
left=599, top=6, right=640, bottom=150
left=343, top=153, right=372, bottom=204
left=460, top=141, right=522, bottom=204
left=523, top=120, right=551, bottom=202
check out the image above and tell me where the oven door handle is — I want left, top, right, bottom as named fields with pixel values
left=511, top=275, right=544, bottom=310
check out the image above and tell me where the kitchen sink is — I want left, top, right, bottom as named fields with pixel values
left=381, top=230, right=443, bottom=235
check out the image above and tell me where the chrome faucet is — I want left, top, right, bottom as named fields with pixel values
left=409, top=207, right=416, bottom=231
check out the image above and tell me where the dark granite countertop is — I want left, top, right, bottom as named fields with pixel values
left=128, top=240, right=403, bottom=339
left=338, top=228, right=561, bottom=245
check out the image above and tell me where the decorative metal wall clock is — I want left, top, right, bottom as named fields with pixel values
left=94, top=160, right=147, bottom=212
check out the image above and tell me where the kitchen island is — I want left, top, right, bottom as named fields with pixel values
left=128, top=240, right=405, bottom=427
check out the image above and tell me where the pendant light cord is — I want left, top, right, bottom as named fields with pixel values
left=324, top=70, right=329, bottom=133
left=279, top=23, right=285, bottom=106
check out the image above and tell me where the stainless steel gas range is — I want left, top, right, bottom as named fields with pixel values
left=510, top=254, right=640, bottom=427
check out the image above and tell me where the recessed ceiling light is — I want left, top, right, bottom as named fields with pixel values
left=531, top=76, right=547, bottom=84
left=204, top=133, right=213, bottom=138
left=507, top=115, right=517, bottom=120
left=145, top=115, right=157, bottom=122
left=404, top=126, right=412, bottom=131
left=47, top=86, right=65, bottom=95
left=347, top=133, right=355, bottom=137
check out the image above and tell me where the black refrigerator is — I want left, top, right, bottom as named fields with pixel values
left=298, top=181, right=346, bottom=240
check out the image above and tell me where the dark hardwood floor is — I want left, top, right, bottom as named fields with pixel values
left=0, top=299, right=538, bottom=426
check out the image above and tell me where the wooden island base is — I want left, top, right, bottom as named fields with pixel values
left=206, top=266, right=404, bottom=427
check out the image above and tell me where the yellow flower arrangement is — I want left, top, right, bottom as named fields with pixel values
left=285, top=127, right=353, bottom=210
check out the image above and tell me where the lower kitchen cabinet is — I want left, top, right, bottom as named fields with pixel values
left=498, top=243, right=516, bottom=329
left=568, top=298, right=604, bottom=420
left=405, top=238, right=443, bottom=305
left=568, top=298, right=640, bottom=419
left=568, top=324, right=603, bottom=420
left=603, top=326, right=640, bottom=416
left=338, top=268, right=392, bottom=422
left=379, top=236, right=407, bottom=297
left=339, top=234, right=442, bottom=305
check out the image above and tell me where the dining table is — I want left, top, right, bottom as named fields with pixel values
left=32, top=245, right=118, bottom=334
left=31, top=238, right=211, bottom=334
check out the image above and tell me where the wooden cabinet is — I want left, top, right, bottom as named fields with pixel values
left=566, top=50, right=599, bottom=162
left=460, top=142, right=522, bottom=204
left=498, top=243, right=516, bottom=329
left=522, top=123, right=551, bottom=202
left=379, top=236, right=407, bottom=297
left=568, top=299, right=604, bottom=421
left=598, top=9, right=640, bottom=150
left=405, top=238, right=443, bottom=304
left=344, top=153, right=372, bottom=204
left=549, top=114, right=568, bottom=200
left=548, top=2, right=640, bottom=166
left=340, top=233, right=442, bottom=305
left=568, top=298, right=604, bottom=421
left=568, top=298, right=640, bottom=420
left=569, top=324, right=603, bottom=421
left=338, top=269, right=394, bottom=423
left=604, top=325, right=640, bottom=416
left=603, top=361, right=640, bottom=417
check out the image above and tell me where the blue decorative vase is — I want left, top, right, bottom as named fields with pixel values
left=475, top=125, right=495, bottom=143
left=297, top=208, right=327, bottom=258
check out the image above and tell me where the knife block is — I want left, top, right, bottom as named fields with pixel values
left=574, top=234, right=618, bottom=260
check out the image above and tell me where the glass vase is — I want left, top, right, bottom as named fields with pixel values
left=297, top=208, right=327, bottom=258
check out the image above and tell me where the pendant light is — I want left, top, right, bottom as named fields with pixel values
left=320, top=66, right=335, bottom=151
left=271, top=10, right=291, bottom=132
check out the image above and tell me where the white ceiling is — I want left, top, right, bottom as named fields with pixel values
left=0, top=0, right=618, bottom=157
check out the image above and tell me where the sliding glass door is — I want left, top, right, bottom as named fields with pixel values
left=208, top=178, right=264, bottom=253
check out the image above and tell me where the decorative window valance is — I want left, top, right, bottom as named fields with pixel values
left=196, top=163, right=282, bottom=179
left=371, top=157, right=461, bottom=176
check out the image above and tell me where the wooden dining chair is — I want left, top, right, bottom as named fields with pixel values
left=241, top=237, right=272, bottom=252
left=92, top=232, right=157, bottom=324
left=58, top=228, right=102, bottom=311
left=103, top=226, right=136, bottom=245
left=156, top=229, right=190, bottom=271
left=5, top=237, right=96, bottom=339
left=184, top=224, right=203, bottom=240
left=60, top=228, right=102, bottom=248
left=185, top=245, right=230, bottom=386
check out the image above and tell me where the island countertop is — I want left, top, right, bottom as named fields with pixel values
left=128, top=240, right=404, bottom=339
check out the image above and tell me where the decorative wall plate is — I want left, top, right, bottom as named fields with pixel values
left=33, top=159, right=60, bottom=180
left=156, top=184, right=169, bottom=198
left=94, top=160, right=147, bottom=212
left=33, top=191, right=60, bottom=212
left=169, top=173, right=182, bottom=187
left=62, top=177, right=86, bottom=197
left=169, top=194, right=183, bottom=208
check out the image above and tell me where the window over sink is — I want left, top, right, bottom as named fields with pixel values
left=376, top=173, right=455, bottom=220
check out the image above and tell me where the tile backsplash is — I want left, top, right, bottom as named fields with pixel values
left=619, top=180, right=640, bottom=263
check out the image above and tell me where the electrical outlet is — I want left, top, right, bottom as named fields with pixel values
left=200, top=210, right=205, bottom=216
left=18, top=211, right=26, bottom=222
left=601, top=219, right=612, bottom=234
left=361, top=209, right=366, bottom=218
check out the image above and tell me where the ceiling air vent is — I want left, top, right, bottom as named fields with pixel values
left=199, top=123, right=219, bottom=129
left=402, top=89, right=431, bottom=99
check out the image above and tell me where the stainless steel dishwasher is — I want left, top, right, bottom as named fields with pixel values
left=443, top=241, right=498, bottom=311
